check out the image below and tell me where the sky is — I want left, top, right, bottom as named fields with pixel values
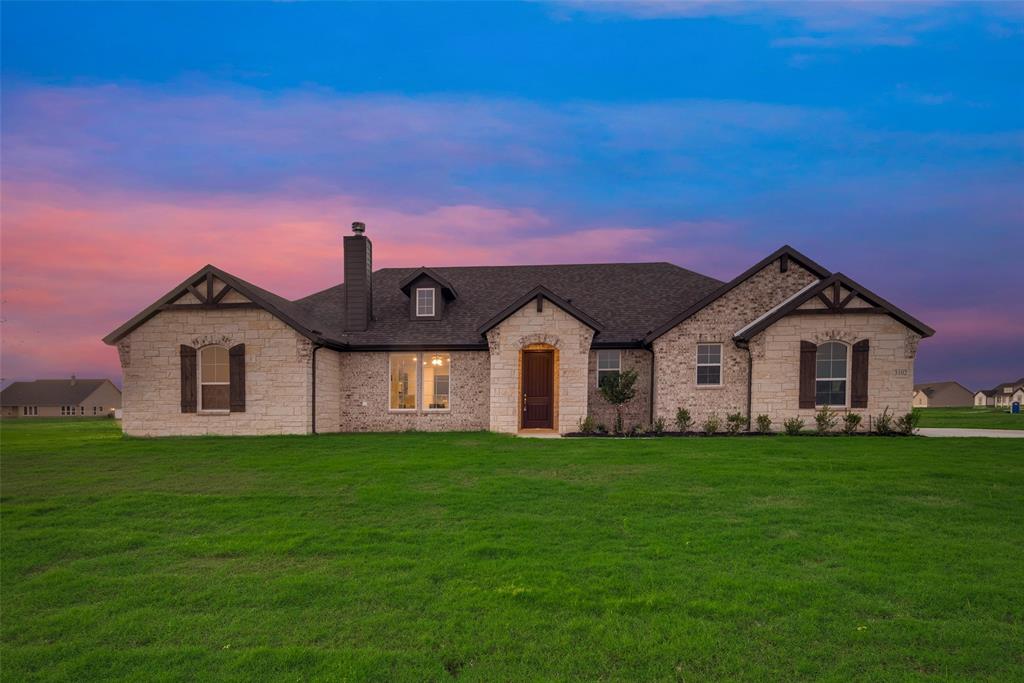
left=1, top=1, right=1022, bottom=390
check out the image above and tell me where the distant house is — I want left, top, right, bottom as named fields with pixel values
left=973, top=377, right=1024, bottom=408
left=912, top=381, right=974, bottom=408
left=0, top=377, right=122, bottom=418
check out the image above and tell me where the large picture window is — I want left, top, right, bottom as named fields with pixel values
left=696, top=343, right=722, bottom=385
left=596, top=350, right=621, bottom=388
left=389, top=352, right=451, bottom=411
left=815, top=341, right=848, bottom=407
left=200, top=345, right=230, bottom=411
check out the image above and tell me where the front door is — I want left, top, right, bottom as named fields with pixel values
left=522, top=350, right=554, bottom=429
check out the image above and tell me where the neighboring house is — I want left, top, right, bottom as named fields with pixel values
left=0, top=377, right=122, bottom=418
left=103, top=223, right=934, bottom=436
left=975, top=378, right=1024, bottom=408
left=912, top=381, right=974, bottom=408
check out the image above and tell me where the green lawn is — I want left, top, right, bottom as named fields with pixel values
left=3, top=420, right=1023, bottom=681
left=915, top=406, right=1024, bottom=430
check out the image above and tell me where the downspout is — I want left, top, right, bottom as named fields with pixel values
left=735, top=340, right=753, bottom=432
left=311, top=341, right=323, bottom=435
left=647, top=342, right=656, bottom=426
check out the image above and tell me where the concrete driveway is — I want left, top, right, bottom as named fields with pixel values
left=918, top=428, right=1024, bottom=438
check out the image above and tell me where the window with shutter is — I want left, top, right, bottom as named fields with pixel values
left=180, top=345, right=197, bottom=413
left=799, top=341, right=816, bottom=409
left=851, top=340, right=869, bottom=408
left=229, top=344, right=246, bottom=412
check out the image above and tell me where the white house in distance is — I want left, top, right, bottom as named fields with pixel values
left=0, top=377, right=122, bottom=418
left=912, top=381, right=974, bottom=408
left=973, top=377, right=1024, bottom=407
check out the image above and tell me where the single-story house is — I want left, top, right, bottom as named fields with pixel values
left=0, top=377, right=122, bottom=418
left=975, top=378, right=1024, bottom=408
left=103, top=223, right=934, bottom=436
left=912, top=381, right=974, bottom=408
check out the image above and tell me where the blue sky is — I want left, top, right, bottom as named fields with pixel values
left=1, top=1, right=1022, bottom=388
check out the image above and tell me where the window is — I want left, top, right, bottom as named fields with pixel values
left=199, top=345, right=230, bottom=411
left=815, top=341, right=848, bottom=407
left=597, top=350, right=621, bottom=388
left=23, top=406, right=37, bottom=416
left=60, top=405, right=73, bottom=416
left=696, top=344, right=722, bottom=385
left=416, top=288, right=435, bottom=317
left=389, top=354, right=419, bottom=410
left=389, top=352, right=452, bottom=411
left=423, top=353, right=451, bottom=410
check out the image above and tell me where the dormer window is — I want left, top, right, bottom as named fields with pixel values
left=416, top=288, right=435, bottom=317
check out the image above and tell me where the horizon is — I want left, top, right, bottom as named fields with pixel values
left=2, top=1, right=1022, bottom=390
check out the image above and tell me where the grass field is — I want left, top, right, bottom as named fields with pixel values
left=3, top=419, right=1023, bottom=681
left=915, top=406, right=1024, bottom=430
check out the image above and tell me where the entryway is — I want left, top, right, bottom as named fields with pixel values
left=521, top=349, right=554, bottom=429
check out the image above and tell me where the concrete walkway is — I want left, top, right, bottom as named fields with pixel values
left=918, top=428, right=1024, bottom=438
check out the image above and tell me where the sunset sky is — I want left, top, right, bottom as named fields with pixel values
left=2, top=2, right=1022, bottom=390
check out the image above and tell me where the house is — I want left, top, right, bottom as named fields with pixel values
left=912, top=381, right=974, bottom=408
left=0, top=377, right=122, bottom=418
left=975, top=378, right=1024, bottom=408
left=103, top=223, right=934, bottom=436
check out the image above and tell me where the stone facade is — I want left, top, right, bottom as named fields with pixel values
left=748, top=311, right=920, bottom=429
left=652, top=258, right=818, bottom=427
left=486, top=301, right=594, bottom=434
left=119, top=307, right=314, bottom=436
left=336, top=351, right=490, bottom=431
left=587, top=349, right=652, bottom=430
left=314, top=348, right=342, bottom=433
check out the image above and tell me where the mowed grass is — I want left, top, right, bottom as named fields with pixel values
left=2, top=420, right=1023, bottom=681
left=916, top=406, right=1024, bottom=430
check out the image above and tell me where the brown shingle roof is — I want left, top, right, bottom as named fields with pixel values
left=1, top=379, right=118, bottom=407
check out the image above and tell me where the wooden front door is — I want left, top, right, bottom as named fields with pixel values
left=521, top=350, right=554, bottom=429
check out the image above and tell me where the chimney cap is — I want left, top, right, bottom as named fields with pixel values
left=351, top=221, right=366, bottom=235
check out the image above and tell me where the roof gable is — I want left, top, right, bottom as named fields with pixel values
left=398, top=268, right=458, bottom=299
left=733, top=272, right=935, bottom=341
left=476, top=285, right=603, bottom=335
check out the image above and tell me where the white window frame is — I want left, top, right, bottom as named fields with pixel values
left=388, top=352, right=452, bottom=413
left=198, top=345, right=231, bottom=413
left=415, top=288, right=435, bottom=317
left=596, top=350, right=621, bottom=388
left=815, top=341, right=849, bottom=408
left=696, top=343, right=723, bottom=386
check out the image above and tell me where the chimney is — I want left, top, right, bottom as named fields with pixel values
left=343, top=221, right=373, bottom=331
left=70, top=374, right=77, bottom=386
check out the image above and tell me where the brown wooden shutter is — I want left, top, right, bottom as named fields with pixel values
left=799, top=341, right=816, bottom=409
left=229, top=343, right=246, bottom=412
left=851, top=340, right=869, bottom=408
left=180, top=345, right=197, bottom=413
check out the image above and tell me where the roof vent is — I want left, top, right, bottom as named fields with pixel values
left=351, top=221, right=366, bottom=235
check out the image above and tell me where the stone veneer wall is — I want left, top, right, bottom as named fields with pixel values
left=337, top=351, right=489, bottom=431
left=748, top=312, right=920, bottom=429
left=119, top=308, right=314, bottom=436
left=486, top=302, right=594, bottom=434
left=587, top=349, right=652, bottom=429
left=314, top=348, right=342, bottom=433
left=652, top=259, right=818, bottom=426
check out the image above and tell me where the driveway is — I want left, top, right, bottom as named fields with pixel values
left=918, top=428, right=1024, bottom=438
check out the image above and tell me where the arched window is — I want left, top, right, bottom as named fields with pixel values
left=200, top=345, right=230, bottom=411
left=815, top=341, right=848, bottom=407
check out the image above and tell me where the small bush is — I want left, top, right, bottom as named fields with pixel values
left=675, top=408, right=693, bottom=433
left=576, top=415, right=596, bottom=434
left=725, top=412, right=748, bottom=435
left=702, top=414, right=721, bottom=435
left=595, top=422, right=607, bottom=434
left=627, top=424, right=643, bottom=437
left=895, top=411, right=919, bottom=435
left=874, top=407, right=894, bottom=435
left=841, top=412, right=862, bottom=435
left=613, top=413, right=624, bottom=435
left=783, top=417, right=804, bottom=435
left=815, top=406, right=839, bottom=434
left=650, top=417, right=666, bottom=435
left=755, top=414, right=772, bottom=433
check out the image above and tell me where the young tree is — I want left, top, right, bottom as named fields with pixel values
left=599, top=369, right=639, bottom=435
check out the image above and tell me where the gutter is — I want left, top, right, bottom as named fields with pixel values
left=311, top=341, right=324, bottom=435
left=735, top=340, right=753, bottom=432
left=648, top=345, right=655, bottom=426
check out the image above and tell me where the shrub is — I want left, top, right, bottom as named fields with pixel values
left=675, top=408, right=693, bottom=433
left=814, top=406, right=839, bottom=434
left=595, top=422, right=607, bottom=434
left=627, top=423, right=643, bottom=437
left=599, top=369, right=639, bottom=436
left=874, top=407, right=894, bottom=435
left=576, top=415, right=596, bottom=434
left=895, top=411, right=919, bottom=435
left=755, top=414, right=772, bottom=433
left=783, top=417, right=804, bottom=435
left=650, top=417, right=666, bottom=436
left=702, top=414, right=721, bottom=435
left=725, top=412, right=748, bottom=435
left=841, top=412, right=862, bottom=435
